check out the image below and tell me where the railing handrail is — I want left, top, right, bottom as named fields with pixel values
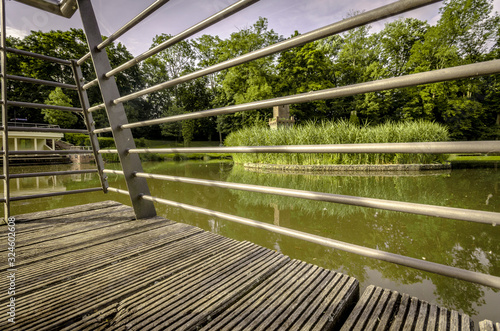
left=7, top=121, right=60, bottom=128
left=4, top=0, right=500, bottom=297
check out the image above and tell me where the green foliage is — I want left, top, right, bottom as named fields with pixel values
left=225, top=120, right=449, bottom=165
left=63, top=133, right=145, bottom=150
left=8, top=0, right=500, bottom=142
left=63, top=133, right=88, bottom=146
left=42, top=88, right=79, bottom=128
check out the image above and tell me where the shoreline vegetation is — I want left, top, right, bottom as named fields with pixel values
left=64, top=120, right=498, bottom=170
left=65, top=120, right=500, bottom=173
left=225, top=120, right=450, bottom=166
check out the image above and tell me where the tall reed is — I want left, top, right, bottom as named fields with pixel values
left=225, top=120, right=449, bottom=165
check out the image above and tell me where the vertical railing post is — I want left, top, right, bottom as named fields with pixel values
left=76, top=0, right=156, bottom=219
left=0, top=0, right=9, bottom=223
left=71, top=60, right=109, bottom=192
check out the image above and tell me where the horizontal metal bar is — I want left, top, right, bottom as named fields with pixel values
left=99, top=149, right=118, bottom=154
left=106, top=0, right=259, bottom=78
left=134, top=172, right=500, bottom=225
left=76, top=52, right=92, bottom=66
left=8, top=126, right=88, bottom=134
left=103, top=169, right=124, bottom=176
left=88, top=103, right=106, bottom=113
left=78, top=0, right=173, bottom=65
left=9, top=150, right=93, bottom=155
left=82, top=78, right=99, bottom=90
left=107, top=186, right=131, bottom=196
left=113, top=0, right=443, bottom=105
left=93, top=127, right=112, bottom=134
left=6, top=75, right=77, bottom=90
left=121, top=59, right=500, bottom=129
left=9, top=169, right=98, bottom=179
left=9, top=187, right=103, bottom=202
left=140, top=193, right=500, bottom=290
left=101, top=0, right=172, bottom=51
left=127, top=141, right=500, bottom=155
left=7, top=101, right=83, bottom=113
left=5, top=47, right=72, bottom=65
left=14, top=0, right=77, bottom=18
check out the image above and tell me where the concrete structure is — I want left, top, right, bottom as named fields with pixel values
left=0, top=123, right=63, bottom=152
left=269, top=105, right=295, bottom=129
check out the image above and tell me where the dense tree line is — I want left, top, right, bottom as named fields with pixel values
left=5, top=0, right=500, bottom=142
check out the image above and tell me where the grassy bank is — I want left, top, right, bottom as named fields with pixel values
left=225, top=120, right=450, bottom=165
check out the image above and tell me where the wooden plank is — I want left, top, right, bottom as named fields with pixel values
left=375, top=290, right=399, bottom=331
left=165, top=253, right=289, bottom=330
left=479, top=320, right=500, bottom=331
left=0, top=222, right=201, bottom=301
left=10, top=205, right=135, bottom=248
left=364, top=286, right=393, bottom=330
left=61, top=239, right=256, bottom=331
left=12, top=200, right=122, bottom=222
left=13, top=216, right=173, bottom=265
left=402, top=297, right=420, bottom=330
left=202, top=260, right=358, bottom=331
left=308, top=276, right=359, bottom=331
left=1, top=232, right=233, bottom=331
left=390, top=293, right=411, bottom=331
left=415, top=300, right=430, bottom=330
left=200, top=260, right=306, bottom=330
left=342, top=286, right=473, bottom=331
left=280, top=270, right=340, bottom=330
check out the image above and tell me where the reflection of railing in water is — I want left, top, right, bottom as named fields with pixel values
left=1, top=0, right=500, bottom=316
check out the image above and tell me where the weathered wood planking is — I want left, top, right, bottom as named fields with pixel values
left=340, top=285, right=474, bottom=331
left=1, top=201, right=359, bottom=331
left=479, top=320, right=500, bottom=331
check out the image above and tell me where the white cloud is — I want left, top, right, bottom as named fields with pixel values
left=6, top=26, right=28, bottom=39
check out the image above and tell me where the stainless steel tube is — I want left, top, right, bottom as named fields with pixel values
left=8, top=126, right=88, bottom=134
left=9, top=187, right=103, bottom=201
left=113, top=0, right=443, bottom=105
left=9, top=169, right=98, bottom=179
left=121, top=59, right=500, bottom=129
left=6, top=75, right=78, bottom=90
left=9, top=150, right=93, bottom=155
left=77, top=0, right=172, bottom=65
left=7, top=101, right=83, bottom=113
left=5, top=47, right=72, bottom=65
left=133, top=172, right=500, bottom=225
left=105, top=0, right=260, bottom=78
left=88, top=103, right=106, bottom=113
left=126, top=141, right=500, bottom=155
left=140, top=193, right=500, bottom=290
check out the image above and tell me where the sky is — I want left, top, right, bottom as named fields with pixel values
left=4, top=0, right=500, bottom=56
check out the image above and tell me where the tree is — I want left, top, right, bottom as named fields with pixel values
left=404, top=0, right=499, bottom=139
left=276, top=34, right=336, bottom=121
left=7, top=29, right=155, bottom=137
left=215, top=17, right=282, bottom=131
left=42, top=88, right=79, bottom=128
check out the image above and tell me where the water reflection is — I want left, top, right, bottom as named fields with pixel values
left=3, top=161, right=499, bottom=322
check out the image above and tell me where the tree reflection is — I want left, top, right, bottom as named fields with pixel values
left=225, top=165, right=500, bottom=316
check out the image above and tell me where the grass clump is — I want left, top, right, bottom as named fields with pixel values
left=225, top=120, right=449, bottom=165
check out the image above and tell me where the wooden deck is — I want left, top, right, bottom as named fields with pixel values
left=1, top=201, right=496, bottom=330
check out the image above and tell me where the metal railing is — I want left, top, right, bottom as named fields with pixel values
left=4, top=0, right=500, bottom=292
left=0, top=0, right=108, bottom=212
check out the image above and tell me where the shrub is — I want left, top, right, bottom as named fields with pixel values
left=225, top=120, right=450, bottom=165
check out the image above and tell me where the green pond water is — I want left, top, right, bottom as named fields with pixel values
left=2, top=161, right=499, bottom=324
